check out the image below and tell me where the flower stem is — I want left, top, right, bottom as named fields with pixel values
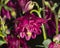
left=33, top=2, right=40, bottom=11
left=52, top=10, right=59, bottom=35
left=30, top=10, right=41, bottom=18
left=56, top=17, right=59, bottom=35
left=55, top=13, right=59, bottom=35
left=42, top=24, right=47, bottom=40
left=42, top=0, right=45, bottom=18
left=42, top=0, right=47, bottom=40
left=30, top=9, right=47, bottom=40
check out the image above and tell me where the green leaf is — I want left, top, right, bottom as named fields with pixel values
left=42, top=39, right=52, bottom=48
left=0, top=31, right=5, bottom=38
left=4, top=0, right=9, bottom=4
left=36, top=45, right=44, bottom=47
left=0, top=40, right=6, bottom=45
left=0, top=0, right=4, bottom=4
left=44, top=1, right=51, bottom=8
left=4, top=6, right=12, bottom=11
left=51, top=3, right=58, bottom=11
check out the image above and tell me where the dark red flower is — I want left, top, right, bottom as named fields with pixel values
left=48, top=42, right=60, bottom=48
left=6, top=35, right=20, bottom=48
left=14, top=13, right=46, bottom=40
left=5, top=35, right=29, bottom=48
left=45, top=6, right=56, bottom=37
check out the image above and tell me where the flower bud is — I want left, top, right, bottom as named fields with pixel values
left=11, top=10, right=16, bottom=18
left=23, top=1, right=34, bottom=13
left=53, top=34, right=60, bottom=43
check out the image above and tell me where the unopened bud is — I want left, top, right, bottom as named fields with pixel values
left=11, top=10, right=16, bottom=18
left=23, top=1, right=34, bottom=13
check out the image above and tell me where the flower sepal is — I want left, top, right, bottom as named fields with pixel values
left=42, top=39, right=52, bottom=48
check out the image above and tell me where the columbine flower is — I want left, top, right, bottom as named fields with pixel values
left=20, top=38, right=30, bottom=48
left=45, top=6, right=56, bottom=37
left=48, top=42, right=60, bottom=48
left=5, top=35, right=29, bottom=48
left=5, top=35, right=20, bottom=48
left=0, top=0, right=16, bottom=19
left=49, top=34, right=60, bottom=48
left=53, top=34, right=60, bottom=43
left=17, top=0, right=34, bottom=13
left=14, top=13, right=46, bottom=40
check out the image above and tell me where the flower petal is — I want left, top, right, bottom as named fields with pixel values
left=20, top=32, right=25, bottom=38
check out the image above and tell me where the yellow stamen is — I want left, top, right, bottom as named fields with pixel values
left=27, top=31, right=32, bottom=37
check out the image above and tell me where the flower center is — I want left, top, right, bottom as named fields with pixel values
left=27, top=31, right=32, bottom=37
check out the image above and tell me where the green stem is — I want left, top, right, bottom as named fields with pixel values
left=52, top=10, right=59, bottom=35
left=42, top=24, right=47, bottom=40
left=42, top=0, right=47, bottom=40
left=30, top=10, right=41, bottom=18
left=42, top=0, right=45, bottom=18
left=50, top=3, right=59, bottom=35
left=30, top=9, right=47, bottom=40
left=55, top=13, right=59, bottom=35
left=33, top=2, right=40, bottom=11
left=56, top=18, right=58, bottom=35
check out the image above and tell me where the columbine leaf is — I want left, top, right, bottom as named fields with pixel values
left=1, top=0, right=4, bottom=4
left=4, top=6, right=12, bottom=11
left=0, top=32, right=5, bottom=38
left=4, top=0, right=9, bottom=4
left=44, top=1, right=51, bottom=8
left=42, top=39, right=52, bottom=48
left=0, top=17, right=8, bottom=37
left=51, top=3, right=58, bottom=11
left=36, top=45, right=44, bottom=47
left=0, top=39, right=6, bottom=45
